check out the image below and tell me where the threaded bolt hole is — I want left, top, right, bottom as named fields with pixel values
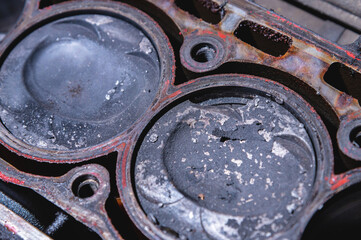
left=190, top=43, right=217, bottom=63
left=72, top=174, right=100, bottom=199
left=350, top=126, right=361, bottom=148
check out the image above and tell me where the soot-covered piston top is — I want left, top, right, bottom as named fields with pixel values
left=0, top=13, right=160, bottom=151
left=134, top=85, right=317, bottom=240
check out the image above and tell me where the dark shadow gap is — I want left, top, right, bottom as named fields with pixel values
left=0, top=0, right=25, bottom=34
left=0, top=180, right=100, bottom=239
left=39, top=0, right=71, bottom=9
left=302, top=182, right=361, bottom=240
left=105, top=197, right=148, bottom=240
left=96, top=152, right=147, bottom=239
left=323, top=62, right=361, bottom=104
left=174, top=0, right=225, bottom=24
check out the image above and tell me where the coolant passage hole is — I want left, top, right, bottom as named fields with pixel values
left=190, top=42, right=217, bottom=63
left=234, top=20, right=292, bottom=57
left=350, top=126, right=361, bottom=148
left=72, top=174, right=100, bottom=199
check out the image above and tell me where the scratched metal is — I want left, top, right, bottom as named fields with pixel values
left=135, top=80, right=317, bottom=239
left=0, top=0, right=360, bottom=239
left=0, top=0, right=175, bottom=162
left=120, top=75, right=333, bottom=240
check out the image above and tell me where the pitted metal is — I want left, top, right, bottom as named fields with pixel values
left=0, top=0, right=360, bottom=239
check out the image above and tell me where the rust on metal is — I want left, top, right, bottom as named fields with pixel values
left=0, top=0, right=361, bottom=239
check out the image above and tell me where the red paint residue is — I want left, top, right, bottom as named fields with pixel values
left=267, top=11, right=361, bottom=61
left=164, top=79, right=170, bottom=88
left=102, top=140, right=120, bottom=152
left=187, top=29, right=228, bottom=41
left=0, top=172, right=24, bottom=185
left=180, top=79, right=197, bottom=87
left=326, top=174, right=350, bottom=190
left=4, top=223, right=16, bottom=234
left=266, top=11, right=360, bottom=61
left=346, top=51, right=356, bottom=59
left=266, top=11, right=308, bottom=33
left=171, top=65, right=176, bottom=85
left=158, top=79, right=182, bottom=104
left=0, top=139, right=54, bottom=162
left=121, top=144, right=131, bottom=188
left=343, top=147, right=349, bottom=154
left=164, top=90, right=182, bottom=101
left=116, top=142, right=126, bottom=152
left=323, top=38, right=360, bottom=61
left=217, top=32, right=227, bottom=40
left=201, top=30, right=215, bottom=35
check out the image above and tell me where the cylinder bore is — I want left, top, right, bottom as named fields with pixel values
left=0, top=6, right=171, bottom=158
left=128, top=75, right=332, bottom=240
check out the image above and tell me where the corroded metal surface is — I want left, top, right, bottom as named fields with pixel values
left=0, top=0, right=360, bottom=239
left=0, top=0, right=175, bottom=162
left=0, top=160, right=121, bottom=239
left=132, top=75, right=330, bottom=239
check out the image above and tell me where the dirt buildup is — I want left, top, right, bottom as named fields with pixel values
left=135, top=90, right=316, bottom=240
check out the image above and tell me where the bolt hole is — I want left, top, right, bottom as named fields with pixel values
left=350, top=126, right=361, bottom=148
left=191, top=43, right=217, bottom=63
left=72, top=174, right=100, bottom=199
